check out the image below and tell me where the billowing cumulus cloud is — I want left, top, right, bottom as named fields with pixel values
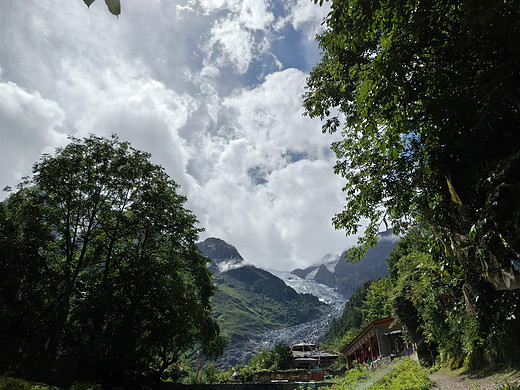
left=201, top=0, right=274, bottom=74
left=0, top=81, right=68, bottom=187
left=184, top=68, right=352, bottom=269
left=0, top=0, right=356, bottom=270
left=204, top=17, right=258, bottom=74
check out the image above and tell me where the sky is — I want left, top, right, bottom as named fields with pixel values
left=0, top=0, right=360, bottom=270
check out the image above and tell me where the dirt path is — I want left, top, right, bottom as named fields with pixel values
left=430, top=369, right=520, bottom=390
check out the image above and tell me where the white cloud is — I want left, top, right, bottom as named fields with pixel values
left=64, top=61, right=199, bottom=190
left=188, top=69, right=350, bottom=269
left=285, top=0, right=330, bottom=34
left=237, top=0, right=275, bottom=31
left=198, top=0, right=274, bottom=74
left=194, top=153, right=350, bottom=270
left=0, top=0, right=356, bottom=271
left=222, top=68, right=333, bottom=157
left=197, top=0, right=274, bottom=30
left=0, top=82, right=67, bottom=188
left=204, top=17, right=257, bottom=74
left=196, top=0, right=230, bottom=13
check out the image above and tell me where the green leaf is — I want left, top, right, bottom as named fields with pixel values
left=105, top=0, right=121, bottom=16
left=83, top=0, right=95, bottom=7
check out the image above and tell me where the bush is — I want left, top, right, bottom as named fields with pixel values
left=366, top=359, right=433, bottom=390
left=69, top=382, right=102, bottom=390
left=0, top=377, right=32, bottom=390
left=324, top=365, right=370, bottom=389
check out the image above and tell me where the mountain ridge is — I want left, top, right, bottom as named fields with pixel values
left=196, top=231, right=399, bottom=366
left=197, top=237, right=327, bottom=366
left=289, top=229, right=398, bottom=297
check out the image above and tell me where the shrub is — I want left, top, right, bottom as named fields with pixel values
left=366, top=359, right=433, bottom=390
left=0, top=377, right=32, bottom=390
left=322, top=365, right=370, bottom=390
left=69, top=382, right=102, bottom=390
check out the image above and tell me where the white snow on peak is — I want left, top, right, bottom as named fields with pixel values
left=267, top=269, right=346, bottom=307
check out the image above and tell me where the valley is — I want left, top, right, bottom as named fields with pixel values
left=197, top=233, right=398, bottom=367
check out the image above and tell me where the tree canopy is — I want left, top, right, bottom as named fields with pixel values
left=307, top=0, right=520, bottom=367
left=323, top=227, right=520, bottom=368
left=0, top=135, right=226, bottom=386
left=305, top=0, right=520, bottom=299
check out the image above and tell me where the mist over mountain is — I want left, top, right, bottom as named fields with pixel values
left=197, top=237, right=246, bottom=274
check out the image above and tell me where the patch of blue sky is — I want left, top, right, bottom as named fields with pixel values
left=270, top=25, right=313, bottom=71
left=285, top=151, right=310, bottom=163
left=247, top=166, right=268, bottom=186
left=239, top=55, right=285, bottom=87
left=268, top=0, right=287, bottom=19
left=322, top=146, right=335, bottom=159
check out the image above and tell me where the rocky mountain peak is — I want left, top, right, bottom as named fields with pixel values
left=198, top=237, right=244, bottom=261
left=197, top=237, right=245, bottom=274
left=289, top=229, right=399, bottom=297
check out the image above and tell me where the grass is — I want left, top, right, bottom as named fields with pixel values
left=322, top=358, right=433, bottom=390
left=499, top=383, right=520, bottom=390
left=213, top=281, right=318, bottom=335
left=330, top=365, right=371, bottom=389
left=366, top=359, right=433, bottom=390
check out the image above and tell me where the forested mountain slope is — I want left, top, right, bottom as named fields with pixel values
left=197, top=237, right=326, bottom=366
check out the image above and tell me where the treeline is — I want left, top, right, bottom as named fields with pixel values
left=323, top=227, right=520, bottom=369
left=0, top=135, right=227, bottom=388
left=171, top=343, right=294, bottom=385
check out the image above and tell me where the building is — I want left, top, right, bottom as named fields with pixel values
left=341, top=316, right=411, bottom=369
left=291, top=343, right=339, bottom=369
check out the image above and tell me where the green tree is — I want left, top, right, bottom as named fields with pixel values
left=273, top=343, right=293, bottom=370
left=248, top=348, right=275, bottom=371
left=325, top=227, right=520, bottom=367
left=198, top=362, right=221, bottom=384
left=386, top=227, right=429, bottom=281
left=0, top=135, right=226, bottom=384
left=305, top=0, right=520, bottom=289
left=0, top=189, right=56, bottom=373
left=388, top=229, right=519, bottom=367
left=361, top=278, right=393, bottom=326
left=392, top=250, right=475, bottom=364
left=386, top=228, right=429, bottom=343
left=305, top=0, right=520, bottom=365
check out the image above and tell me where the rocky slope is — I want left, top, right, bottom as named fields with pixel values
left=290, top=229, right=398, bottom=297
left=198, top=238, right=329, bottom=367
